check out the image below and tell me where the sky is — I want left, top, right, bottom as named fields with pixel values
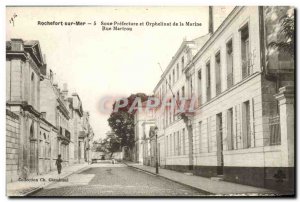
left=6, top=6, right=233, bottom=139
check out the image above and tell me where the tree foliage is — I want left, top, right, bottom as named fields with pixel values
left=107, top=93, right=149, bottom=149
left=93, top=133, right=121, bottom=157
left=268, top=8, right=294, bottom=58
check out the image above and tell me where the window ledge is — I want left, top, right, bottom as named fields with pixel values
left=223, top=145, right=282, bottom=155
left=195, top=71, right=261, bottom=111
left=195, top=152, right=217, bottom=157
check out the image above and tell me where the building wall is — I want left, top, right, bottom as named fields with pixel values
left=40, top=79, right=57, bottom=126
left=50, top=129, right=58, bottom=170
left=134, top=106, right=155, bottom=163
left=38, top=122, right=53, bottom=174
left=6, top=42, right=42, bottom=180
left=189, top=7, right=290, bottom=189
left=6, top=39, right=92, bottom=184
left=6, top=110, right=20, bottom=182
left=152, top=7, right=294, bottom=191
left=68, top=110, right=75, bottom=164
left=16, top=111, right=40, bottom=178
left=73, top=112, right=81, bottom=162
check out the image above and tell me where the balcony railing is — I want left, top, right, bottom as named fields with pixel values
left=269, top=115, right=281, bottom=145
left=65, top=130, right=71, bottom=140
left=242, top=59, right=253, bottom=79
left=279, top=61, right=294, bottom=70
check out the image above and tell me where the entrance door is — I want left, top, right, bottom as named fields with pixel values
left=188, top=125, right=193, bottom=170
left=216, top=113, right=224, bottom=175
left=78, top=142, right=81, bottom=163
left=29, top=123, right=36, bottom=174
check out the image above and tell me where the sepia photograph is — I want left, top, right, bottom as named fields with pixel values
left=5, top=5, right=295, bottom=197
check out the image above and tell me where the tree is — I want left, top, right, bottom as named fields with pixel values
left=92, top=133, right=121, bottom=157
left=92, top=138, right=105, bottom=152
left=107, top=93, right=149, bottom=149
left=101, top=132, right=121, bottom=158
left=108, top=111, right=135, bottom=148
left=268, top=7, right=294, bottom=58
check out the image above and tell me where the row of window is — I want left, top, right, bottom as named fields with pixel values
left=166, top=128, right=186, bottom=156
left=196, top=100, right=253, bottom=154
left=159, top=86, right=186, bottom=129
left=157, top=23, right=252, bottom=131
left=198, top=23, right=251, bottom=104
left=164, top=98, right=281, bottom=158
left=159, top=22, right=251, bottom=105
left=38, top=132, right=51, bottom=158
left=164, top=101, right=252, bottom=158
left=157, top=55, right=186, bottom=100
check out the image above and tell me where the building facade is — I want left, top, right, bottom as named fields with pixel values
left=153, top=6, right=294, bottom=191
left=133, top=103, right=155, bottom=164
left=68, top=92, right=84, bottom=164
left=153, top=34, right=210, bottom=170
left=6, top=39, right=56, bottom=180
left=6, top=38, right=95, bottom=182
left=40, top=71, right=72, bottom=168
left=80, top=111, right=94, bottom=163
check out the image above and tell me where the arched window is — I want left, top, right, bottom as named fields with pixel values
left=29, top=122, right=35, bottom=172
left=31, top=72, right=35, bottom=107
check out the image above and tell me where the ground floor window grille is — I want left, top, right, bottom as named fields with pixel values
left=269, top=115, right=281, bottom=145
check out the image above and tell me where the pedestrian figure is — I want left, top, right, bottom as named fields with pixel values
left=56, top=154, right=63, bottom=174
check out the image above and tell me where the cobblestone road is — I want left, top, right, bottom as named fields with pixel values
left=31, top=163, right=208, bottom=196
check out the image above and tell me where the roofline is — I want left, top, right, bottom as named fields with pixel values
left=153, top=40, right=195, bottom=92
left=23, top=40, right=44, bottom=66
left=192, top=6, right=243, bottom=64
left=72, top=92, right=82, bottom=102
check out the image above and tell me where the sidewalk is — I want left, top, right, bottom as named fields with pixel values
left=7, top=163, right=89, bottom=196
left=123, top=161, right=279, bottom=196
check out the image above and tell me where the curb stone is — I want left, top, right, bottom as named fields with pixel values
left=123, top=162, right=212, bottom=195
left=123, top=162, right=280, bottom=196
left=22, top=165, right=90, bottom=197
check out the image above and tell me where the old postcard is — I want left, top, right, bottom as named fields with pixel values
left=5, top=6, right=295, bottom=197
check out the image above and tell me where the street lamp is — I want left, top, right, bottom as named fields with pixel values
left=154, top=126, right=159, bottom=174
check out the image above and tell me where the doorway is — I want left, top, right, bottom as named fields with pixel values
left=216, top=113, right=224, bottom=175
left=29, top=123, right=36, bottom=174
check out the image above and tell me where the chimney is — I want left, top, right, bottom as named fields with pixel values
left=62, top=83, right=68, bottom=98
left=209, top=6, right=214, bottom=34
left=10, top=39, right=24, bottom=51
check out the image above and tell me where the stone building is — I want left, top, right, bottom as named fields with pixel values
left=153, top=34, right=210, bottom=169
left=80, top=111, right=94, bottom=163
left=68, top=92, right=84, bottom=164
left=133, top=102, right=155, bottom=164
left=6, top=110, right=21, bottom=182
left=153, top=6, right=294, bottom=192
left=6, top=39, right=56, bottom=180
left=40, top=70, right=71, bottom=168
left=6, top=38, right=95, bottom=182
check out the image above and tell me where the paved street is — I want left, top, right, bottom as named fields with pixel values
left=30, top=163, right=208, bottom=196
